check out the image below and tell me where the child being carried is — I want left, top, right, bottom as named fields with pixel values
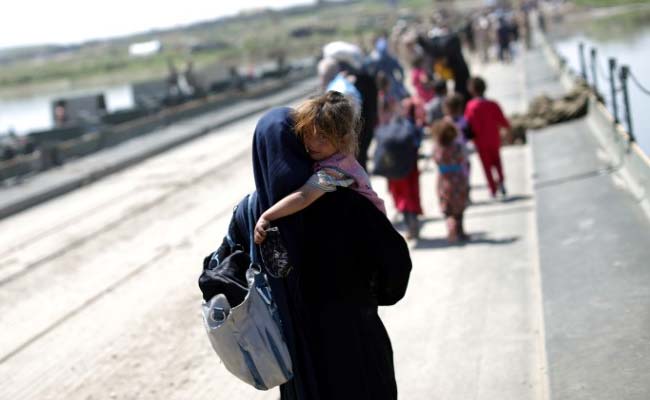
left=254, top=91, right=386, bottom=244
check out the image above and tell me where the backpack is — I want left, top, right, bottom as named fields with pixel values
left=373, top=117, right=418, bottom=179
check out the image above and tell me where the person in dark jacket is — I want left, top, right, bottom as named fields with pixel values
left=212, top=107, right=412, bottom=399
left=334, top=60, right=378, bottom=172
left=497, top=18, right=513, bottom=62
left=353, top=70, right=378, bottom=172
left=417, top=33, right=471, bottom=101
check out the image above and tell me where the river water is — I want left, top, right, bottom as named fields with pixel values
left=0, top=85, right=134, bottom=135
left=551, top=7, right=650, bottom=155
left=3, top=6, right=648, bottom=155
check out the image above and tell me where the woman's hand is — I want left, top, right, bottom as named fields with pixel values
left=254, top=216, right=270, bottom=244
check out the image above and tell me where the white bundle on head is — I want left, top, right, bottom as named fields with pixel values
left=322, top=41, right=363, bottom=71
left=318, top=57, right=340, bottom=92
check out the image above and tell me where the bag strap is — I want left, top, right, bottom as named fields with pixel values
left=226, top=196, right=248, bottom=249
left=245, top=192, right=259, bottom=263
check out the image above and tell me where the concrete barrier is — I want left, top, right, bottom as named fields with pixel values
left=58, top=132, right=103, bottom=160
left=101, top=109, right=148, bottom=125
left=28, top=126, right=86, bottom=145
left=132, top=79, right=168, bottom=110
left=0, top=68, right=315, bottom=184
left=0, top=76, right=318, bottom=219
left=51, top=93, right=107, bottom=125
left=0, top=154, right=40, bottom=182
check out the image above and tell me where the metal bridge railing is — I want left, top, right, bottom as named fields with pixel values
left=579, top=42, right=650, bottom=144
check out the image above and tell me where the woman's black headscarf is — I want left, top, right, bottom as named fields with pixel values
left=252, top=107, right=311, bottom=220
left=251, top=106, right=319, bottom=399
left=251, top=106, right=313, bottom=273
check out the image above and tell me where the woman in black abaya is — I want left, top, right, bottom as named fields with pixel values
left=217, top=107, right=412, bottom=399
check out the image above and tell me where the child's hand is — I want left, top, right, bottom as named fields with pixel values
left=322, top=168, right=346, bottom=180
left=254, top=217, right=270, bottom=244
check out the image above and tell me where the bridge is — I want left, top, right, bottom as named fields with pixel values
left=0, top=25, right=648, bottom=400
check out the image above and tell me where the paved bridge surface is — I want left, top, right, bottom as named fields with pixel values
left=0, top=30, right=648, bottom=400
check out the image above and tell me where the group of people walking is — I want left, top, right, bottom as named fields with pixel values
left=314, top=31, right=510, bottom=243
left=200, top=19, right=512, bottom=400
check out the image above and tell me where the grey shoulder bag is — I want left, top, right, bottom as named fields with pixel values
left=201, top=192, right=293, bottom=390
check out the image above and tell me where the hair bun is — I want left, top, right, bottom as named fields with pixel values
left=326, top=90, right=345, bottom=102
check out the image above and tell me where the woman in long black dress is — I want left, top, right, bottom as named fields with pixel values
left=216, top=107, right=412, bottom=399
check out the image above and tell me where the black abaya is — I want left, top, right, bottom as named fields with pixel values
left=297, top=189, right=411, bottom=400
left=210, top=107, right=411, bottom=400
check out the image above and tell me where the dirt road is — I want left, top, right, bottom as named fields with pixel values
left=1, top=56, right=549, bottom=400
left=0, top=112, right=279, bottom=400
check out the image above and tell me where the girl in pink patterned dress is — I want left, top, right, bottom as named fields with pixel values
left=254, top=91, right=385, bottom=244
left=432, top=119, right=469, bottom=243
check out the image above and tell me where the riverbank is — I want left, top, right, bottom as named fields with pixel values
left=545, top=2, right=650, bottom=41
left=546, top=2, right=650, bottom=155
left=0, top=0, right=416, bottom=100
left=573, top=0, right=650, bottom=6
left=537, top=8, right=650, bottom=214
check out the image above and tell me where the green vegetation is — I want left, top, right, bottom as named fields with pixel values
left=0, top=0, right=434, bottom=97
left=581, top=6, right=650, bottom=40
left=573, top=0, right=650, bottom=6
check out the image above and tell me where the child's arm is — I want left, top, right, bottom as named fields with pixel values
left=254, top=183, right=325, bottom=244
left=496, top=103, right=511, bottom=129
left=495, top=103, right=512, bottom=141
left=263, top=184, right=324, bottom=221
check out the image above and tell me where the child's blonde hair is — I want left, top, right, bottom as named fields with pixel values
left=292, top=91, right=360, bottom=156
left=432, top=119, right=458, bottom=146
